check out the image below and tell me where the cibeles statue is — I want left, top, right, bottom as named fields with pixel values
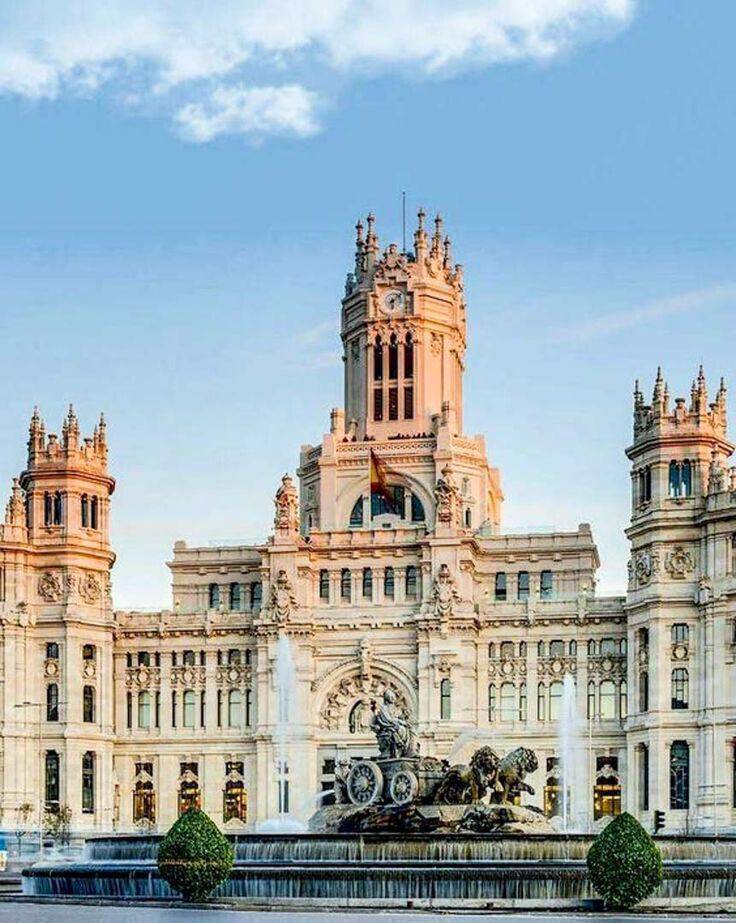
left=370, top=689, right=419, bottom=759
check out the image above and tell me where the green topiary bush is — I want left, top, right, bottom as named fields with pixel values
left=157, top=808, right=234, bottom=902
left=587, top=811, right=663, bottom=910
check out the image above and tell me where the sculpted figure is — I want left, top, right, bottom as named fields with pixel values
left=333, top=757, right=352, bottom=804
left=493, top=747, right=538, bottom=804
left=434, top=746, right=501, bottom=805
left=370, top=690, right=418, bottom=759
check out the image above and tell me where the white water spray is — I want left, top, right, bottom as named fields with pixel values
left=558, top=673, right=583, bottom=832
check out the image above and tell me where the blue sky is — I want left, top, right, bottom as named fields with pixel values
left=0, top=0, right=734, bottom=606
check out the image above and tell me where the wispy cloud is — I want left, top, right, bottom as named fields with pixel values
left=0, top=1, right=636, bottom=142
left=553, top=283, right=736, bottom=342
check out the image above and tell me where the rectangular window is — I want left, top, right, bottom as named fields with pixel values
left=82, top=753, right=95, bottom=813
left=640, top=745, right=649, bottom=811
left=517, top=571, right=530, bottom=600
left=639, top=671, right=649, bottom=712
left=217, top=690, right=223, bottom=727
left=373, top=388, right=383, bottom=422
left=388, top=387, right=398, bottom=420
left=404, top=386, right=414, bottom=420
left=494, top=572, right=507, bottom=601
left=200, top=691, right=206, bottom=727
left=540, top=570, right=553, bottom=599
left=171, top=691, right=177, bottom=728
left=319, top=570, right=329, bottom=601
left=126, top=692, right=132, bottom=729
left=155, top=692, right=161, bottom=728
left=362, top=568, right=373, bottom=599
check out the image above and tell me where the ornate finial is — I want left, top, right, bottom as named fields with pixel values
left=414, top=208, right=428, bottom=259
left=5, top=477, right=26, bottom=527
left=443, top=236, right=453, bottom=268
left=355, top=218, right=364, bottom=243
left=652, top=366, right=664, bottom=404
left=417, top=208, right=425, bottom=231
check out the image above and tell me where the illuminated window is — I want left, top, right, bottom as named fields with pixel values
left=670, top=741, right=689, bottom=809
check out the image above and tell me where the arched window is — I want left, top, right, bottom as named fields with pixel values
left=500, top=682, right=516, bottom=721
left=537, top=683, right=546, bottom=721
left=228, top=689, right=243, bottom=728
left=495, top=572, right=507, bottom=601
left=349, top=497, right=364, bottom=527
left=83, top=643, right=96, bottom=661
left=600, top=680, right=616, bottom=720
left=46, top=683, right=59, bottom=722
left=182, top=650, right=195, bottom=666
left=500, top=641, right=514, bottom=659
left=549, top=681, right=563, bottom=721
left=373, top=337, right=383, bottom=381
left=670, top=741, right=690, bottom=809
left=410, top=493, right=425, bottom=522
left=671, top=668, right=689, bottom=709
left=83, top=685, right=96, bottom=723
left=45, top=750, right=60, bottom=809
left=587, top=681, right=596, bottom=719
left=681, top=460, right=692, bottom=496
left=90, top=496, right=99, bottom=529
left=404, top=333, right=414, bottom=378
left=44, top=492, right=53, bottom=527
left=517, top=571, right=530, bottom=600
left=464, top=507, right=472, bottom=528
left=600, top=637, right=617, bottom=656
left=544, top=757, right=561, bottom=817
left=183, top=690, right=196, bottom=728
left=671, top=623, right=689, bottom=646
left=519, top=641, right=527, bottom=658
left=138, top=690, right=151, bottom=729
left=540, top=570, right=553, bottom=599
left=588, top=639, right=597, bottom=656
left=251, top=582, right=262, bottom=609
left=349, top=700, right=369, bottom=734
left=405, top=566, right=418, bottom=599
left=53, top=491, right=63, bottom=526
left=384, top=567, right=395, bottom=599
left=669, top=460, right=680, bottom=497
left=229, top=583, right=241, bottom=611
left=488, top=684, right=496, bottom=721
left=388, top=333, right=398, bottom=379
left=46, top=642, right=59, bottom=660
left=593, top=757, right=621, bottom=820
left=362, top=567, right=373, bottom=599
left=137, top=651, right=150, bottom=666
left=488, top=642, right=495, bottom=659
left=519, top=682, right=527, bottom=721
left=537, top=640, right=546, bottom=658
left=569, top=640, right=577, bottom=658
left=440, top=678, right=451, bottom=720
left=340, top=568, right=351, bottom=601
left=133, top=762, right=156, bottom=824
left=81, top=494, right=89, bottom=528
left=208, top=583, right=220, bottom=609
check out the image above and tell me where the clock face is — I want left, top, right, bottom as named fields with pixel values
left=382, top=289, right=405, bottom=315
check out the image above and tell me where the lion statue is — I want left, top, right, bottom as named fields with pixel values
left=493, top=746, right=538, bottom=804
left=433, top=746, right=502, bottom=805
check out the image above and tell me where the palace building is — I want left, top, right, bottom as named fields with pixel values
left=1, top=211, right=735, bottom=836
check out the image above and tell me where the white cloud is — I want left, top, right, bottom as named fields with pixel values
left=176, top=83, right=319, bottom=142
left=554, top=283, right=736, bottom=342
left=0, top=1, right=636, bottom=141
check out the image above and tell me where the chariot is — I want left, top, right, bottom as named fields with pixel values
left=346, top=756, right=446, bottom=807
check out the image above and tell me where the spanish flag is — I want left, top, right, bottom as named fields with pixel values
left=370, top=449, right=397, bottom=514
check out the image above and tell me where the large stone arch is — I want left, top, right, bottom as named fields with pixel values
left=315, top=658, right=418, bottom=733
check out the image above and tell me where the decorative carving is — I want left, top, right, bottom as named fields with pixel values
left=268, top=569, right=297, bottom=623
left=434, top=465, right=461, bottom=527
left=4, top=478, right=26, bottom=527
left=427, top=563, right=460, bottom=618
left=38, top=571, right=62, bottom=602
left=665, top=546, right=694, bottom=580
left=79, top=572, right=102, bottom=603
left=430, top=332, right=441, bottom=356
left=319, top=671, right=411, bottom=731
left=708, top=450, right=727, bottom=495
left=274, top=474, right=299, bottom=537
left=632, top=548, right=660, bottom=587
left=537, top=656, right=577, bottom=678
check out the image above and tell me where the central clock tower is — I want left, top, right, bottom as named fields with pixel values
left=341, top=210, right=467, bottom=441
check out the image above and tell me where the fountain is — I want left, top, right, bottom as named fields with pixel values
left=21, top=693, right=736, bottom=909
left=558, top=673, right=584, bottom=833
left=256, top=634, right=306, bottom=834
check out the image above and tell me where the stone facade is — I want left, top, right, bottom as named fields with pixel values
left=0, top=213, right=735, bottom=837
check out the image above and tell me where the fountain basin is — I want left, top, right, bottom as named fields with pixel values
left=20, top=832, right=736, bottom=909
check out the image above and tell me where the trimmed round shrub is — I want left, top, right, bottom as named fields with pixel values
left=587, top=811, right=662, bottom=910
left=158, top=808, right=234, bottom=902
